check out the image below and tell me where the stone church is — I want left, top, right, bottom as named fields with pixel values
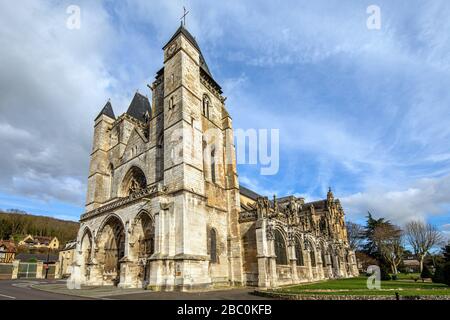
left=70, top=25, right=358, bottom=291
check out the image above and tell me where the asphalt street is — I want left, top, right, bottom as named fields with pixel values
left=0, top=280, right=90, bottom=300
left=0, top=279, right=270, bottom=300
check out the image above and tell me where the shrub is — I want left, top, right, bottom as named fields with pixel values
left=421, top=265, right=432, bottom=279
left=433, top=264, right=445, bottom=284
left=433, top=262, right=450, bottom=286
left=380, top=264, right=391, bottom=281
left=444, top=262, right=450, bottom=286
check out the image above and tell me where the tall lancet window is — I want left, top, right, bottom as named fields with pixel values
left=108, top=163, right=114, bottom=198
left=203, top=94, right=210, bottom=119
left=305, top=240, right=316, bottom=267
left=208, top=228, right=218, bottom=263
left=294, top=237, right=304, bottom=266
left=274, top=230, right=288, bottom=265
left=211, top=147, right=216, bottom=183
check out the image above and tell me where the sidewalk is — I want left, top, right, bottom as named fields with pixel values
left=32, top=282, right=271, bottom=300
left=32, top=283, right=147, bottom=299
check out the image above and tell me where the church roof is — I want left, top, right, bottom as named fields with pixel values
left=95, top=101, right=115, bottom=121
left=164, top=25, right=213, bottom=79
left=302, top=199, right=327, bottom=210
left=239, top=185, right=261, bottom=200
left=126, top=92, right=152, bottom=123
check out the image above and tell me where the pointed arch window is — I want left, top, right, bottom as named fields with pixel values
left=202, top=94, right=211, bottom=119
left=274, top=230, right=288, bottom=265
left=321, top=249, right=327, bottom=267
left=210, top=147, right=216, bottom=183
left=208, top=228, right=218, bottom=263
left=121, top=166, right=147, bottom=196
left=294, top=237, right=304, bottom=266
left=306, top=240, right=316, bottom=267
left=310, top=250, right=316, bottom=267
left=108, top=163, right=114, bottom=198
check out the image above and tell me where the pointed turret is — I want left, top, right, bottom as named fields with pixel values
left=163, top=24, right=213, bottom=78
left=327, top=187, right=335, bottom=204
left=126, top=92, right=151, bottom=123
left=95, top=100, right=115, bottom=121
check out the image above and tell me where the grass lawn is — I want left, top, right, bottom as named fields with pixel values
left=274, top=276, right=450, bottom=297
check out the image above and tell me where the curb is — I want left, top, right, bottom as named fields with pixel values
left=253, top=290, right=450, bottom=300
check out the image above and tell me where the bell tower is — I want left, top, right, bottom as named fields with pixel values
left=145, top=24, right=243, bottom=290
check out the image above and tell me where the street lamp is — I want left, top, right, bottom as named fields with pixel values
left=45, top=245, right=50, bottom=279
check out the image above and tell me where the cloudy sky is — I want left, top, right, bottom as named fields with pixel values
left=0, top=0, right=449, bottom=238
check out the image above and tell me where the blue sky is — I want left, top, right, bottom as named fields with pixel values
left=0, top=1, right=449, bottom=238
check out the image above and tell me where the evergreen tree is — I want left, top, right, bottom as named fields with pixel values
left=362, top=212, right=393, bottom=258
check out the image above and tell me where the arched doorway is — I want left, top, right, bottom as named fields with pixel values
left=80, top=229, right=92, bottom=278
left=134, top=212, right=155, bottom=286
left=97, top=215, right=125, bottom=286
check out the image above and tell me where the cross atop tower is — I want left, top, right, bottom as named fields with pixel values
left=180, top=6, right=189, bottom=26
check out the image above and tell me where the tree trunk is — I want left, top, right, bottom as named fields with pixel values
left=419, top=255, right=424, bottom=273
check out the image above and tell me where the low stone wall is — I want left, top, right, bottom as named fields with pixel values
left=253, top=290, right=450, bottom=300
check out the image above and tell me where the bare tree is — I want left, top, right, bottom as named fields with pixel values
left=405, top=221, right=444, bottom=273
left=373, top=224, right=404, bottom=275
left=346, top=221, right=365, bottom=251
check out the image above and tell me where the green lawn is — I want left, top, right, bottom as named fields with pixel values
left=395, top=273, right=421, bottom=280
left=274, top=276, right=450, bottom=297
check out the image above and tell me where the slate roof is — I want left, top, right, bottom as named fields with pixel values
left=61, top=240, right=77, bottom=251
left=16, top=253, right=59, bottom=263
left=164, top=25, right=213, bottom=77
left=95, top=101, right=116, bottom=121
left=303, top=200, right=328, bottom=210
left=126, top=92, right=152, bottom=123
left=239, top=185, right=261, bottom=200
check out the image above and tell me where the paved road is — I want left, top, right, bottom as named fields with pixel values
left=0, top=280, right=90, bottom=300
left=0, top=280, right=270, bottom=300
left=109, top=288, right=270, bottom=300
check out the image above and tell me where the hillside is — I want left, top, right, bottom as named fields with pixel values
left=0, top=210, right=79, bottom=246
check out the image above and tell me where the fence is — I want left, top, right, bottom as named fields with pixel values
left=0, top=263, right=13, bottom=280
left=18, top=262, right=38, bottom=279
left=44, top=265, right=56, bottom=279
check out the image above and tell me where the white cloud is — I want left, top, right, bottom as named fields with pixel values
left=0, top=1, right=127, bottom=204
left=0, top=0, right=449, bottom=231
left=341, top=175, right=450, bottom=225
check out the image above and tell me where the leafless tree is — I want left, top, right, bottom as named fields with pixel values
left=346, top=221, right=365, bottom=251
left=405, top=220, right=444, bottom=273
left=373, top=224, right=404, bottom=275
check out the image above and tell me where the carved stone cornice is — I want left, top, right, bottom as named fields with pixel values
left=239, top=210, right=257, bottom=223
left=200, top=73, right=223, bottom=100
left=80, top=184, right=164, bottom=221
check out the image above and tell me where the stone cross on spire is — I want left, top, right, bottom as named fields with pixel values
left=180, top=6, right=189, bottom=26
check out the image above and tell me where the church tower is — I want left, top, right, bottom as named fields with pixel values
left=149, top=24, right=244, bottom=289
left=72, top=23, right=243, bottom=291
left=85, top=101, right=116, bottom=212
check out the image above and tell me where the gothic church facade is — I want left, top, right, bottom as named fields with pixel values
left=70, top=25, right=358, bottom=291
